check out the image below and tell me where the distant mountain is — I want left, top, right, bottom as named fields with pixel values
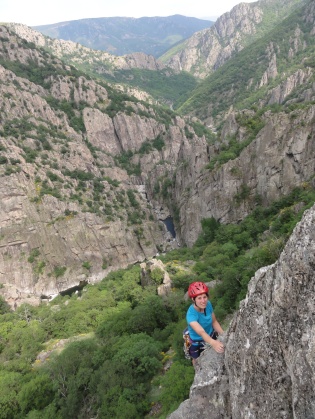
left=33, top=15, right=214, bottom=57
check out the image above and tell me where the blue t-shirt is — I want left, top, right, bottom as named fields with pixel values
left=186, top=301, right=214, bottom=341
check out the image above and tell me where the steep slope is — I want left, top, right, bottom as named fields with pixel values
left=2, top=1, right=315, bottom=307
left=160, top=0, right=306, bottom=79
left=5, top=23, right=165, bottom=74
left=173, top=103, right=315, bottom=245
left=167, top=0, right=315, bottom=245
left=178, top=0, right=315, bottom=122
left=0, top=25, right=209, bottom=307
left=7, top=23, right=197, bottom=108
left=33, top=15, right=213, bottom=57
left=169, top=202, right=315, bottom=418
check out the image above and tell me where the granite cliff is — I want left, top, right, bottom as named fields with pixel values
left=1, top=0, right=315, bottom=309
left=169, top=202, right=315, bottom=419
left=175, top=102, right=315, bottom=246
left=160, top=0, right=306, bottom=79
left=0, top=25, right=208, bottom=307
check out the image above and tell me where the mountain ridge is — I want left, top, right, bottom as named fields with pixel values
left=178, top=0, right=315, bottom=124
left=33, top=15, right=214, bottom=58
left=159, top=0, right=307, bottom=78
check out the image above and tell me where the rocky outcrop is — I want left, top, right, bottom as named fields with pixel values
left=0, top=171, right=168, bottom=308
left=82, top=108, right=165, bottom=154
left=115, top=52, right=165, bottom=71
left=6, top=23, right=165, bottom=104
left=6, top=23, right=164, bottom=73
left=268, top=67, right=314, bottom=105
left=160, top=0, right=305, bottom=78
left=161, top=2, right=262, bottom=78
left=140, top=258, right=172, bottom=295
left=258, top=53, right=278, bottom=87
left=169, top=203, right=315, bottom=418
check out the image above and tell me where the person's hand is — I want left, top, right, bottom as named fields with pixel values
left=211, top=339, right=224, bottom=353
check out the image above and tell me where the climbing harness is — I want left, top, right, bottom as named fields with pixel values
left=183, top=327, right=218, bottom=359
left=183, top=327, right=192, bottom=359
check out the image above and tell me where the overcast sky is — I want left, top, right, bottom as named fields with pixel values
left=1, top=0, right=257, bottom=26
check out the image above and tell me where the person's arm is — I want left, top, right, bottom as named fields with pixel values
left=212, top=313, right=224, bottom=335
left=189, top=320, right=224, bottom=353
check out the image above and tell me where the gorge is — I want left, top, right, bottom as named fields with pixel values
left=0, top=0, right=314, bottom=417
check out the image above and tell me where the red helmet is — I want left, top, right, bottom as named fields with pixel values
left=188, top=281, right=209, bottom=298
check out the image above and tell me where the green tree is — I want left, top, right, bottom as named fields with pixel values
left=127, top=295, right=173, bottom=335
left=17, top=373, right=54, bottom=415
left=158, top=361, right=194, bottom=415
left=25, top=404, right=62, bottom=419
left=0, top=296, right=11, bottom=315
left=195, top=217, right=220, bottom=246
left=112, top=333, right=162, bottom=379
left=150, top=267, right=164, bottom=284
left=95, top=363, right=150, bottom=418
left=0, top=371, right=22, bottom=419
left=45, top=339, right=99, bottom=418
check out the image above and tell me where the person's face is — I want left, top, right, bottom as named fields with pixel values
left=194, top=293, right=208, bottom=308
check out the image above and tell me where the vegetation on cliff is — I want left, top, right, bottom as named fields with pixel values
left=98, top=68, right=198, bottom=108
left=178, top=0, right=314, bottom=121
left=1, top=0, right=315, bottom=417
left=159, top=0, right=307, bottom=78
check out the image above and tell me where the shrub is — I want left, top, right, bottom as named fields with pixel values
left=53, top=266, right=67, bottom=278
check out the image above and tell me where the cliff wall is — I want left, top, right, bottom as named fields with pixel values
left=161, top=0, right=305, bottom=79
left=174, top=103, right=315, bottom=246
left=1, top=4, right=315, bottom=308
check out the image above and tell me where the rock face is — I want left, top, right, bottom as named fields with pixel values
left=163, top=2, right=262, bottom=78
left=115, top=52, right=165, bottom=71
left=0, top=25, right=212, bottom=307
left=140, top=258, right=172, bottom=295
left=169, top=203, right=315, bottom=418
left=175, top=104, right=315, bottom=246
left=1, top=20, right=315, bottom=306
left=0, top=170, right=170, bottom=307
left=0, top=26, right=169, bottom=306
left=161, top=0, right=305, bottom=78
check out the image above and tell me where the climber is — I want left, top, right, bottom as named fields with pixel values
left=185, top=281, right=224, bottom=364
